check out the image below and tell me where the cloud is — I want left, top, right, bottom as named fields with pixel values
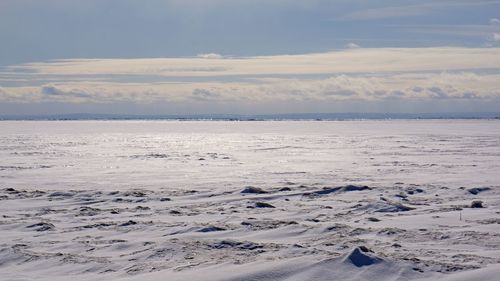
left=2, top=71, right=497, bottom=106
left=7, top=47, right=500, bottom=77
left=345, top=43, right=361, bottom=49
left=191, top=88, right=220, bottom=101
left=323, top=89, right=356, bottom=97
left=490, top=18, right=500, bottom=25
left=196, top=53, right=224, bottom=59
left=41, top=85, right=92, bottom=99
left=1, top=48, right=500, bottom=107
left=339, top=1, right=500, bottom=21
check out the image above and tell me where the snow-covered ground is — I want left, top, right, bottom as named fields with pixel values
left=0, top=120, right=499, bottom=280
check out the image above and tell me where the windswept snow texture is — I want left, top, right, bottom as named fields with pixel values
left=0, top=120, right=499, bottom=281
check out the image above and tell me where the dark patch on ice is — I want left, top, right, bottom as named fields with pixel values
left=48, top=191, right=74, bottom=198
left=35, top=207, right=65, bottom=216
left=324, top=224, right=350, bottom=232
left=241, top=186, right=268, bottom=194
left=210, top=240, right=263, bottom=250
left=406, top=188, right=424, bottom=195
left=279, top=187, right=292, bottom=192
left=378, top=227, right=407, bottom=235
left=135, top=206, right=150, bottom=211
left=470, top=200, right=484, bottom=208
left=120, top=220, right=138, bottom=227
left=197, top=226, right=226, bottom=233
left=131, top=153, right=168, bottom=159
left=241, top=220, right=297, bottom=229
left=12, top=243, right=28, bottom=249
left=77, top=206, right=101, bottom=216
left=468, top=187, right=491, bottom=195
left=255, top=202, right=275, bottom=208
left=93, top=239, right=127, bottom=245
left=146, top=153, right=169, bottom=158
left=255, top=145, right=298, bottom=151
left=308, top=185, right=371, bottom=196
left=81, top=222, right=115, bottom=229
left=343, top=247, right=382, bottom=267
left=394, top=193, right=408, bottom=199
left=27, top=222, right=55, bottom=231
left=349, top=228, right=370, bottom=236
left=477, top=218, right=500, bottom=224
left=375, top=201, right=415, bottom=213
left=123, top=191, right=146, bottom=197
left=0, top=165, right=53, bottom=171
left=355, top=199, right=415, bottom=213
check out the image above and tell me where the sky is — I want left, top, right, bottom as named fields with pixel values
left=1, top=0, right=500, bottom=115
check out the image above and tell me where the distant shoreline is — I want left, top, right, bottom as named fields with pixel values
left=1, top=113, right=499, bottom=121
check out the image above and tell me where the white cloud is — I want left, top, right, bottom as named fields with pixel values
left=196, top=53, right=224, bottom=59
left=490, top=18, right=500, bottom=25
left=345, top=43, right=361, bottom=49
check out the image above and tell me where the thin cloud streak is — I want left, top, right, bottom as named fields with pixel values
left=6, top=47, right=500, bottom=77
left=338, top=0, right=500, bottom=21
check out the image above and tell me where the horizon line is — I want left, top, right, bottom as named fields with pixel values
left=1, top=112, right=499, bottom=121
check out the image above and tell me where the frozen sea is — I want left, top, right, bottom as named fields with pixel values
left=1, top=120, right=499, bottom=281
left=1, top=120, right=499, bottom=191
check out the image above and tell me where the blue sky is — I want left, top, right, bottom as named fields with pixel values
left=1, top=0, right=500, bottom=115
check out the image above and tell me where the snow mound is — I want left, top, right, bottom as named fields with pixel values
left=241, top=186, right=268, bottom=194
left=343, top=247, right=382, bottom=267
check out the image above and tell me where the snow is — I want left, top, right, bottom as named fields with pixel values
left=0, top=120, right=499, bottom=280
